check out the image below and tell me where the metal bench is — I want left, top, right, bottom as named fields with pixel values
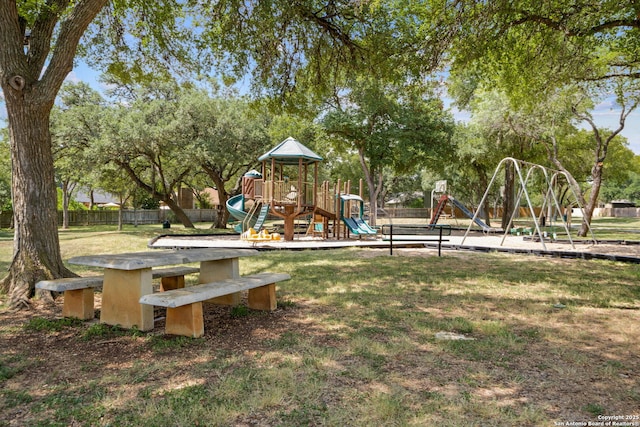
left=139, top=272, right=291, bottom=337
left=381, top=224, right=452, bottom=256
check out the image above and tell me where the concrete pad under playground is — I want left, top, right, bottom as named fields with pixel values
left=149, top=233, right=640, bottom=263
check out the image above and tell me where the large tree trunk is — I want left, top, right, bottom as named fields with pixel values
left=205, top=168, right=231, bottom=229
left=117, top=207, right=124, bottom=231
left=0, top=0, right=108, bottom=308
left=501, top=162, right=515, bottom=230
left=569, top=93, right=636, bottom=237
left=61, top=179, right=76, bottom=230
left=161, top=196, right=195, bottom=228
left=578, top=163, right=603, bottom=237
left=116, top=161, right=195, bottom=228
left=473, top=163, right=491, bottom=226
left=0, top=91, right=74, bottom=306
left=215, top=193, right=230, bottom=229
left=358, top=148, right=382, bottom=226
left=202, top=163, right=243, bottom=229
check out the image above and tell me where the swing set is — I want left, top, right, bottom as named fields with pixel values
left=460, top=157, right=596, bottom=251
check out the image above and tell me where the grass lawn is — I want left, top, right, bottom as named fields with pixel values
left=0, top=224, right=639, bottom=426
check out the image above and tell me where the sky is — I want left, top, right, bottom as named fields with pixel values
left=2, top=60, right=640, bottom=154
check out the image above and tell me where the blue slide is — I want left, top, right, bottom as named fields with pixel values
left=226, top=194, right=270, bottom=233
left=343, top=216, right=377, bottom=235
left=353, top=217, right=377, bottom=234
left=343, top=217, right=363, bottom=235
left=448, top=196, right=492, bottom=232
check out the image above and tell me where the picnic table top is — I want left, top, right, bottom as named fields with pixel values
left=68, top=248, right=259, bottom=271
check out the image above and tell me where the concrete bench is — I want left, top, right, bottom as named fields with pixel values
left=139, top=272, right=291, bottom=337
left=35, top=266, right=200, bottom=320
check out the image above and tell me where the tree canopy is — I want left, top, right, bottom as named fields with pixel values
left=437, top=0, right=640, bottom=234
left=441, top=0, right=640, bottom=102
left=172, top=88, right=273, bottom=228
left=322, top=78, right=455, bottom=224
left=51, top=82, right=106, bottom=228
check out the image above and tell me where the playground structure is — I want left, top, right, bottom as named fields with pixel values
left=458, top=157, right=595, bottom=251
left=430, top=194, right=497, bottom=232
left=226, top=137, right=376, bottom=241
left=228, top=145, right=591, bottom=248
left=429, top=179, right=497, bottom=232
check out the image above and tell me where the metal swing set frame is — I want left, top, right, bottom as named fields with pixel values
left=461, top=157, right=596, bottom=251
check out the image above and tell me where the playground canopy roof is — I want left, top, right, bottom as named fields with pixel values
left=258, top=137, right=323, bottom=165
left=340, top=194, right=364, bottom=202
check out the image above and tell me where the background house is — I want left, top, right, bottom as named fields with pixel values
left=75, top=189, right=120, bottom=208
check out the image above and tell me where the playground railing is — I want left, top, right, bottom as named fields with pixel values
left=315, top=187, right=339, bottom=216
left=381, top=224, right=452, bottom=257
left=263, top=180, right=315, bottom=206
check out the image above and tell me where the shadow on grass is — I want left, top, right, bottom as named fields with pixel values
left=1, top=248, right=639, bottom=426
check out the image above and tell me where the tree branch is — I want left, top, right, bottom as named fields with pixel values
left=292, top=1, right=363, bottom=60
left=0, top=2, right=27, bottom=80
left=26, top=0, right=69, bottom=80
left=40, top=0, right=108, bottom=101
left=582, top=72, right=640, bottom=81
left=511, top=12, right=640, bottom=36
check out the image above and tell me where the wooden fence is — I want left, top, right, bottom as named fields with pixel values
left=1, top=206, right=637, bottom=229
left=0, top=209, right=218, bottom=228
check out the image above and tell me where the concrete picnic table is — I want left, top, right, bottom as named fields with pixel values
left=68, top=248, right=260, bottom=331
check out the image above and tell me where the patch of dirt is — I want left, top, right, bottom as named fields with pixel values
left=0, top=297, right=304, bottom=426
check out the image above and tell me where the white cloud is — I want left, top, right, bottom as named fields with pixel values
left=593, top=99, right=616, bottom=112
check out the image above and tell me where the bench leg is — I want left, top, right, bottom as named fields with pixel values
left=200, top=258, right=241, bottom=306
left=165, top=302, right=204, bottom=338
left=101, top=268, right=154, bottom=331
left=62, top=288, right=94, bottom=320
left=160, top=275, right=185, bottom=292
left=206, top=293, right=241, bottom=306
left=247, top=283, right=277, bottom=311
